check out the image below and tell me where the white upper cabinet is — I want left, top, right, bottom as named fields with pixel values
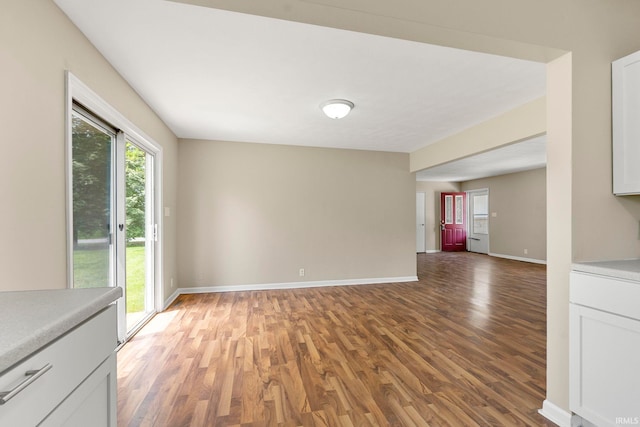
left=612, top=50, right=640, bottom=195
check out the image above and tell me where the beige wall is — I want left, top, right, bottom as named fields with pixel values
left=0, top=0, right=179, bottom=299
left=462, top=168, right=547, bottom=262
left=415, top=181, right=461, bottom=252
left=177, top=139, right=416, bottom=287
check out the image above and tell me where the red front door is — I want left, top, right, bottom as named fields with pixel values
left=440, top=192, right=467, bottom=252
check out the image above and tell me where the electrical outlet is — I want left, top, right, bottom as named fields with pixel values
left=524, top=249, right=528, bottom=255
left=299, top=268, right=305, bottom=277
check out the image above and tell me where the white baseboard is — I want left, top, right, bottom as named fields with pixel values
left=539, top=399, right=572, bottom=427
left=490, top=252, right=547, bottom=265
left=161, top=276, right=418, bottom=310
left=425, top=249, right=441, bottom=253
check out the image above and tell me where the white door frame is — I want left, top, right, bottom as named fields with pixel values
left=416, top=192, right=426, bottom=253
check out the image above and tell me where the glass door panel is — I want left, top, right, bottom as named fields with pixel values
left=455, top=195, right=464, bottom=224
left=473, top=194, right=489, bottom=234
left=71, top=112, right=115, bottom=288
left=444, top=195, right=453, bottom=224
left=125, top=141, right=155, bottom=333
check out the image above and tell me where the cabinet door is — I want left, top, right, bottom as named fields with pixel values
left=39, top=353, right=116, bottom=427
left=612, top=49, right=640, bottom=195
left=570, top=304, right=640, bottom=426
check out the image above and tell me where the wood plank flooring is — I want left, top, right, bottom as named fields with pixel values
left=117, top=252, right=554, bottom=426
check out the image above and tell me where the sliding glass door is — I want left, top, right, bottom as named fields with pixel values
left=71, top=104, right=156, bottom=342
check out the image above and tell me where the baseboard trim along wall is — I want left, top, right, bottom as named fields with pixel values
left=489, top=252, right=547, bottom=265
left=163, top=275, right=419, bottom=310
left=539, top=399, right=572, bottom=427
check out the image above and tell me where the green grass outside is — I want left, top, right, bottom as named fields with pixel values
left=73, top=245, right=146, bottom=313
left=125, top=245, right=145, bottom=313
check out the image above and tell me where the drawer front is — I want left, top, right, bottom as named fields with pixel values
left=0, top=305, right=117, bottom=427
left=570, top=271, right=640, bottom=320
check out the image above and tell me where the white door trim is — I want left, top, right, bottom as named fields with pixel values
left=416, top=192, right=426, bottom=253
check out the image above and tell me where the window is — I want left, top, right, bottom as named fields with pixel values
left=472, top=194, right=489, bottom=234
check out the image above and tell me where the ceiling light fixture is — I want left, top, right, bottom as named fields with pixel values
left=320, top=99, right=354, bottom=119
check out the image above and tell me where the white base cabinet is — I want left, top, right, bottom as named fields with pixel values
left=0, top=305, right=117, bottom=427
left=570, top=271, right=640, bottom=426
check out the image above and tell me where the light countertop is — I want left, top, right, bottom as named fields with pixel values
left=0, top=287, right=122, bottom=374
left=572, top=259, right=640, bottom=282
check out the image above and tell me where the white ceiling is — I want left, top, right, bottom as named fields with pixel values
left=53, top=0, right=547, bottom=180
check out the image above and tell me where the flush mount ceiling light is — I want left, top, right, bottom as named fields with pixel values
left=320, top=99, right=354, bottom=119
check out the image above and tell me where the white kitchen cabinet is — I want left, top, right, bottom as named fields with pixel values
left=612, top=49, right=640, bottom=195
left=570, top=269, right=640, bottom=426
left=0, top=304, right=118, bottom=426
left=40, top=353, right=116, bottom=427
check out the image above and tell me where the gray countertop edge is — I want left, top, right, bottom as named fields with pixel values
left=572, top=259, right=640, bottom=282
left=0, top=287, right=122, bottom=374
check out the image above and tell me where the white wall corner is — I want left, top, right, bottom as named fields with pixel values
left=162, top=288, right=180, bottom=311
left=539, top=399, right=572, bottom=427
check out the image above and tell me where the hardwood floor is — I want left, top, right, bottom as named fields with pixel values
left=117, top=252, right=554, bottom=426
